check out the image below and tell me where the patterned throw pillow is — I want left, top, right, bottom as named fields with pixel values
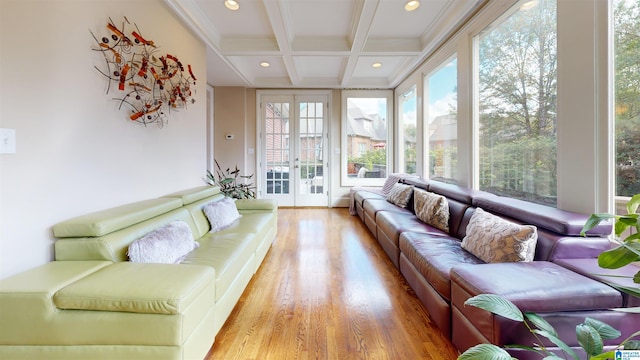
left=461, top=208, right=538, bottom=263
left=386, top=183, right=413, bottom=208
left=413, top=188, right=449, bottom=232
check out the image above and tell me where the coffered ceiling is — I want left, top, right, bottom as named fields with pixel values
left=164, top=0, right=485, bottom=88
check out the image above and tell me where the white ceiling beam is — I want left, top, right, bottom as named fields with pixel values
left=341, top=0, right=380, bottom=88
left=162, top=0, right=252, bottom=86
left=262, top=0, right=300, bottom=86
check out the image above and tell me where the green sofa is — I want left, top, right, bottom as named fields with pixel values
left=0, top=186, right=278, bottom=360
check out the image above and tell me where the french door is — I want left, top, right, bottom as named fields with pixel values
left=258, top=92, right=328, bottom=207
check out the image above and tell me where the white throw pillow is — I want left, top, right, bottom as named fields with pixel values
left=461, top=208, right=538, bottom=263
left=128, top=220, right=199, bottom=264
left=203, top=197, right=242, bottom=232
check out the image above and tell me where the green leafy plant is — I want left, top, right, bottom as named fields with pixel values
left=206, top=160, right=256, bottom=199
left=458, top=294, right=640, bottom=360
left=580, top=193, right=640, bottom=298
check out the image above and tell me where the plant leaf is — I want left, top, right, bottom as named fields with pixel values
left=581, top=214, right=615, bottom=236
left=624, top=340, right=640, bottom=350
left=615, top=218, right=634, bottom=237
left=576, top=323, right=604, bottom=356
left=590, top=351, right=616, bottom=359
left=524, top=312, right=557, bottom=336
left=627, top=194, right=640, bottom=214
left=464, top=294, right=524, bottom=322
left=611, top=306, right=640, bottom=313
left=532, top=329, right=579, bottom=360
left=598, top=246, right=638, bottom=269
left=457, top=344, right=514, bottom=360
left=584, top=317, right=621, bottom=340
left=542, top=355, right=566, bottom=360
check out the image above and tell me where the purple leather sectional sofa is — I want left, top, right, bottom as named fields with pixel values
left=352, top=177, right=639, bottom=358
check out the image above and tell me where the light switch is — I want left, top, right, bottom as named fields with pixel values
left=0, top=128, right=16, bottom=154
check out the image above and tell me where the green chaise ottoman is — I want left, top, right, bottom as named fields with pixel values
left=0, top=261, right=216, bottom=360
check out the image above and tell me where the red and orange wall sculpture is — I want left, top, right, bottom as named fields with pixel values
left=90, top=17, right=197, bottom=128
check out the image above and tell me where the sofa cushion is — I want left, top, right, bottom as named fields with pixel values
left=386, top=183, right=413, bottom=208
left=554, top=258, right=640, bottom=307
left=163, top=185, right=221, bottom=205
left=54, top=262, right=215, bottom=315
left=182, top=233, right=256, bottom=302
left=461, top=208, right=538, bottom=263
left=451, top=261, right=623, bottom=313
left=53, top=198, right=183, bottom=238
left=203, top=197, right=242, bottom=232
left=127, top=220, right=199, bottom=264
left=472, top=193, right=612, bottom=236
left=399, top=232, right=482, bottom=301
left=414, top=188, right=450, bottom=233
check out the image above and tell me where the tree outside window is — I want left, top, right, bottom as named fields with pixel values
left=477, top=0, right=557, bottom=206
left=614, top=0, right=640, bottom=198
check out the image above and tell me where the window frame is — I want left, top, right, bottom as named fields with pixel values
left=396, top=84, right=418, bottom=175
left=424, top=54, right=459, bottom=184
left=341, top=89, right=394, bottom=187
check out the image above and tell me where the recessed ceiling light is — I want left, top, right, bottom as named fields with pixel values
left=404, top=0, right=419, bottom=11
left=224, top=0, right=239, bottom=11
left=372, top=62, right=382, bottom=68
left=260, top=61, right=270, bottom=68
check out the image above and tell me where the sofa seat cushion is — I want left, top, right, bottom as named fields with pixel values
left=451, top=261, right=623, bottom=313
left=214, top=212, right=272, bottom=236
left=354, top=190, right=385, bottom=206
left=363, top=199, right=412, bottom=220
left=554, top=258, right=640, bottom=307
left=54, top=262, right=215, bottom=315
left=182, top=233, right=255, bottom=301
left=377, top=211, right=443, bottom=247
left=399, top=232, right=482, bottom=301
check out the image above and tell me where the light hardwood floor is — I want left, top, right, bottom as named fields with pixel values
left=206, top=208, right=459, bottom=360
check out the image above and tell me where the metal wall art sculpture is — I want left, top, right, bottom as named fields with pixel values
left=90, top=17, right=197, bottom=128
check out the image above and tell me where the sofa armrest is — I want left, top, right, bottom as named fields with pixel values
left=0, top=261, right=112, bottom=343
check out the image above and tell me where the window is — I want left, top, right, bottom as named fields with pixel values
left=358, top=143, right=366, bottom=157
left=426, top=56, right=457, bottom=183
left=399, top=85, right=417, bottom=174
left=614, top=0, right=640, bottom=199
left=342, top=90, right=393, bottom=186
left=476, top=0, right=557, bottom=206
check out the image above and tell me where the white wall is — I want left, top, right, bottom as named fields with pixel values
left=0, top=0, right=207, bottom=279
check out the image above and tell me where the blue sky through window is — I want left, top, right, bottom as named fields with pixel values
left=427, top=58, right=457, bottom=123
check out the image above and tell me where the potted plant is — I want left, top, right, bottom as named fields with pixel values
left=206, top=160, right=256, bottom=199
